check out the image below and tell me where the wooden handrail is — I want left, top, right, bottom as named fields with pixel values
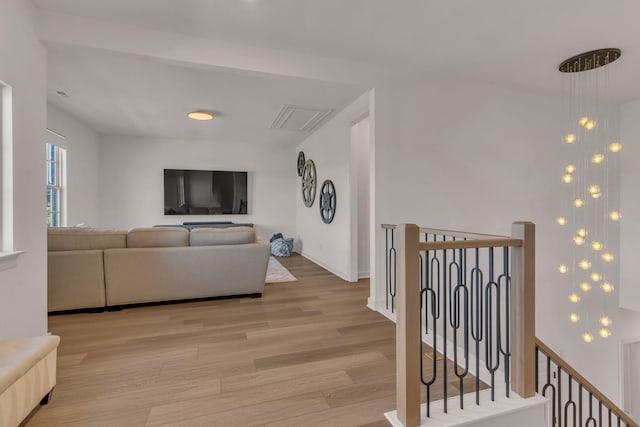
left=381, top=223, right=513, bottom=241
left=419, top=238, right=522, bottom=251
left=535, top=338, right=638, bottom=427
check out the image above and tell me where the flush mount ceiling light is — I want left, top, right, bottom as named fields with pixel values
left=557, top=48, right=622, bottom=342
left=187, top=110, right=214, bottom=121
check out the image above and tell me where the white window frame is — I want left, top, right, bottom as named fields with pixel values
left=0, top=80, right=23, bottom=271
left=46, top=142, right=66, bottom=228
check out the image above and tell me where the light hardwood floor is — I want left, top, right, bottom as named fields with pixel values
left=28, top=254, right=472, bottom=427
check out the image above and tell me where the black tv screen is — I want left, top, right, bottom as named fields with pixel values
left=164, top=169, right=248, bottom=215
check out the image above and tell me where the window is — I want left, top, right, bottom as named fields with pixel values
left=46, top=143, right=66, bottom=227
left=0, top=80, right=22, bottom=271
left=1, top=80, right=13, bottom=253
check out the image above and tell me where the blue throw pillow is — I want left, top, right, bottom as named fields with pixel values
left=271, top=238, right=293, bottom=256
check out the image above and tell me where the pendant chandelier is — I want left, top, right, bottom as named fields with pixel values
left=556, top=48, right=621, bottom=343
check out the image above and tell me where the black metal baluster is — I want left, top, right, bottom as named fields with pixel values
left=453, top=283, right=469, bottom=409
left=390, top=230, right=396, bottom=313
left=385, top=228, right=389, bottom=311
left=558, top=366, right=563, bottom=427
left=586, top=392, right=596, bottom=426
left=498, top=246, right=511, bottom=398
left=470, top=248, right=483, bottom=405
left=564, top=376, right=577, bottom=427
left=541, top=355, right=557, bottom=426
left=535, top=346, right=539, bottom=393
left=442, top=241, right=448, bottom=413
left=579, top=384, right=583, bottom=426
left=485, top=248, right=499, bottom=401
left=420, top=287, right=437, bottom=418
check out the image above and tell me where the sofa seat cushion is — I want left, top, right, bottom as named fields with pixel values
left=127, top=227, right=189, bottom=248
left=189, top=226, right=255, bottom=246
left=48, top=228, right=127, bottom=251
left=0, top=335, right=60, bottom=395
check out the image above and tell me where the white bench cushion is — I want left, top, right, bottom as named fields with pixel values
left=0, top=335, right=60, bottom=395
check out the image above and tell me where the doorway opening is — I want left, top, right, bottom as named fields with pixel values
left=350, top=115, right=371, bottom=280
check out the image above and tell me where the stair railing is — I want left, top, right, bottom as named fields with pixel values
left=391, top=222, right=535, bottom=426
left=386, top=222, right=638, bottom=427
left=536, top=338, right=638, bottom=427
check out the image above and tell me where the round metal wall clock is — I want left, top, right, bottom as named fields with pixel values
left=297, top=151, right=305, bottom=177
left=319, top=180, right=336, bottom=224
left=301, top=159, right=317, bottom=207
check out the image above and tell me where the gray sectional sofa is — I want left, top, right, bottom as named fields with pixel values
left=47, top=226, right=270, bottom=312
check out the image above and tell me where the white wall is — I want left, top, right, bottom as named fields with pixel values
left=620, top=99, right=640, bottom=313
left=370, top=74, right=640, bottom=404
left=98, top=135, right=295, bottom=239
left=351, top=116, right=371, bottom=278
left=47, top=104, right=100, bottom=226
left=295, top=91, right=370, bottom=281
left=0, top=0, right=47, bottom=339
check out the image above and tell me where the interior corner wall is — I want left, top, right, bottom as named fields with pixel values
left=0, top=0, right=47, bottom=339
left=371, top=75, right=640, bottom=404
left=295, top=91, right=370, bottom=282
left=47, top=104, right=101, bottom=226
left=98, top=135, right=296, bottom=239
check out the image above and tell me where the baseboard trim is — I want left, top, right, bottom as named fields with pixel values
left=294, top=250, right=352, bottom=282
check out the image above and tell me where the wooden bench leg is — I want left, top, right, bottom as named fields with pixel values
left=40, top=388, right=54, bottom=406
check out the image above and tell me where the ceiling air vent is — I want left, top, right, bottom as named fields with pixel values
left=270, top=105, right=333, bottom=133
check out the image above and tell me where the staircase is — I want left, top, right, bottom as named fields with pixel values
left=379, top=223, right=637, bottom=427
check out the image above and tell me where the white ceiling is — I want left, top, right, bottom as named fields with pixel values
left=36, top=0, right=640, bottom=140
left=46, top=44, right=366, bottom=142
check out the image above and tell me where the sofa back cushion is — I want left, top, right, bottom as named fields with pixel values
left=189, top=226, right=255, bottom=246
left=48, top=228, right=127, bottom=251
left=127, top=227, right=189, bottom=248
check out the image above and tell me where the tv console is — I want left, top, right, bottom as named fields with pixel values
left=153, top=222, right=253, bottom=230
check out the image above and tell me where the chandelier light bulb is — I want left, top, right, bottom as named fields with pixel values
left=588, top=185, right=601, bottom=198
left=601, top=252, right=615, bottom=263
left=573, top=198, right=585, bottom=208
left=579, top=282, right=592, bottom=292
left=599, top=328, right=611, bottom=338
left=608, top=142, right=622, bottom=153
left=577, top=228, right=588, bottom=238
left=592, top=153, right=605, bottom=164
left=578, top=259, right=591, bottom=270
left=582, top=332, right=594, bottom=343
left=599, top=316, right=612, bottom=327
left=578, top=116, right=590, bottom=126
left=573, top=236, right=585, bottom=245
left=558, top=264, right=569, bottom=274
left=569, top=313, right=580, bottom=323
left=565, top=164, right=576, bottom=174
left=564, top=133, right=577, bottom=144
left=562, top=174, right=574, bottom=184
left=601, top=282, right=614, bottom=293
left=609, top=211, right=621, bottom=221
left=590, top=272, right=602, bottom=282
left=584, top=119, right=597, bottom=130
left=590, top=241, right=603, bottom=251
left=569, top=293, right=580, bottom=303
left=557, top=216, right=568, bottom=226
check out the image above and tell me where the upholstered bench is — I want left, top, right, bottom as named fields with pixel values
left=0, top=335, right=60, bottom=426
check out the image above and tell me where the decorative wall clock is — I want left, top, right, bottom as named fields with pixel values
left=297, top=151, right=305, bottom=177
left=319, top=180, right=336, bottom=224
left=301, top=159, right=316, bottom=207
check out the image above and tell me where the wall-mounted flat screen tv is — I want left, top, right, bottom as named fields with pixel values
left=164, top=169, right=248, bottom=215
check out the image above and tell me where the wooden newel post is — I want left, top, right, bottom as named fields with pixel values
left=396, top=224, right=421, bottom=426
left=510, top=221, right=536, bottom=398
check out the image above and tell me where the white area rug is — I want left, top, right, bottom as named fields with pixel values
left=265, top=256, right=297, bottom=283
